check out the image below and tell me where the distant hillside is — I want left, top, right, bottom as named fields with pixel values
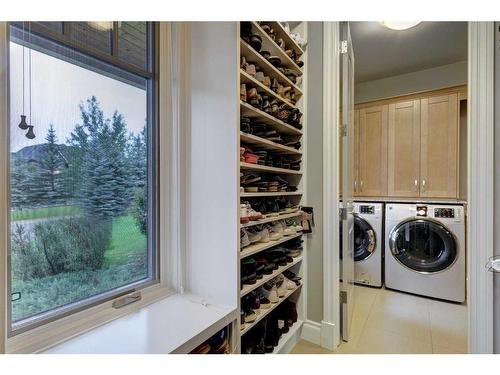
left=12, top=143, right=75, bottom=166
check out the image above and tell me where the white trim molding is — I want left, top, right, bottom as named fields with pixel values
left=0, top=21, right=8, bottom=354
left=301, top=319, right=321, bottom=346
left=322, top=21, right=341, bottom=350
left=468, top=21, right=495, bottom=354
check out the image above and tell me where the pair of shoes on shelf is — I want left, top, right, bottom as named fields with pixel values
left=240, top=201, right=263, bottom=223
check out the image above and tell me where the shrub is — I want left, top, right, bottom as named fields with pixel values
left=130, top=187, right=147, bottom=235
left=11, top=224, right=51, bottom=281
left=32, top=216, right=112, bottom=275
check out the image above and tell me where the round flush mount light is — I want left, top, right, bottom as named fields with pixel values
left=380, top=21, right=422, bottom=30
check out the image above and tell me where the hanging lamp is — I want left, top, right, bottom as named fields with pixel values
left=18, top=22, right=28, bottom=130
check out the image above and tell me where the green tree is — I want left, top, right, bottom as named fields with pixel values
left=10, top=157, right=28, bottom=209
left=39, top=124, right=64, bottom=203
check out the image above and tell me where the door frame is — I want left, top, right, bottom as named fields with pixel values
left=322, top=21, right=496, bottom=353
left=468, top=21, right=495, bottom=353
left=321, top=21, right=341, bottom=350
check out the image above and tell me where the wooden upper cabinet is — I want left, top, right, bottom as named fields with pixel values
left=420, top=94, right=459, bottom=198
left=358, top=105, right=388, bottom=196
left=387, top=100, right=421, bottom=197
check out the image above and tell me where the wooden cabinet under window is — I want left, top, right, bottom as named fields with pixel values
left=357, top=105, right=388, bottom=197
left=354, top=88, right=462, bottom=199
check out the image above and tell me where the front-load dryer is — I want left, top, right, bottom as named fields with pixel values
left=385, top=203, right=466, bottom=302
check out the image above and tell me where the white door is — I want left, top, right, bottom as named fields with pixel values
left=340, top=21, right=355, bottom=342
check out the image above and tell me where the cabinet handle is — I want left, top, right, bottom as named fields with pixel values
left=422, top=179, right=426, bottom=192
left=354, top=180, right=357, bottom=192
left=414, top=179, right=418, bottom=192
left=360, top=180, right=363, bottom=192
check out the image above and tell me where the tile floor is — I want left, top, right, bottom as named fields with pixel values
left=291, top=285, right=468, bottom=354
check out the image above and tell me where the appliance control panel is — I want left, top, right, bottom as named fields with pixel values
left=359, top=205, right=375, bottom=215
left=434, top=208, right=455, bottom=218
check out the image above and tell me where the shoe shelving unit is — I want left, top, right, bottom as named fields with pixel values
left=238, top=21, right=308, bottom=354
left=240, top=284, right=302, bottom=336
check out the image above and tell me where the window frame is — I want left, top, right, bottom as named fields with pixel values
left=0, top=22, right=178, bottom=353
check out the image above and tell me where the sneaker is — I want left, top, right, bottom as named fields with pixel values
left=281, top=220, right=294, bottom=236
left=267, top=222, right=283, bottom=240
left=240, top=229, right=250, bottom=248
left=245, top=308, right=257, bottom=323
left=240, top=309, right=246, bottom=331
left=262, top=281, right=279, bottom=303
left=256, top=226, right=270, bottom=243
left=257, top=288, right=271, bottom=309
left=286, top=248, right=301, bottom=258
left=275, top=275, right=287, bottom=298
left=265, top=199, right=280, bottom=217
left=240, top=203, right=250, bottom=224
left=244, top=201, right=262, bottom=221
left=283, top=276, right=297, bottom=290
left=247, top=229, right=262, bottom=244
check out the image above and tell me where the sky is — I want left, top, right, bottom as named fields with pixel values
left=9, top=42, right=147, bottom=152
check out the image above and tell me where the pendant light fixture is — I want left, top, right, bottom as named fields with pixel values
left=380, top=21, right=421, bottom=31
left=18, top=22, right=28, bottom=130
left=18, top=22, right=35, bottom=139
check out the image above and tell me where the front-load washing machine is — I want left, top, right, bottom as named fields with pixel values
left=353, top=202, right=383, bottom=287
left=340, top=202, right=383, bottom=287
left=385, top=203, right=466, bottom=302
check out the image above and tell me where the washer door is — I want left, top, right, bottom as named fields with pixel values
left=389, top=219, right=457, bottom=273
left=353, top=216, right=376, bottom=261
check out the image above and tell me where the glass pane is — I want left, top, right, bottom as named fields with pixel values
left=353, top=217, right=375, bottom=261
left=390, top=220, right=456, bottom=273
left=9, top=28, right=150, bottom=324
left=36, top=22, right=63, bottom=34
left=118, top=22, right=148, bottom=70
left=71, top=22, right=113, bottom=55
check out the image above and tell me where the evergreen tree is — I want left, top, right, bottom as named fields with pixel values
left=40, top=124, right=62, bottom=202
left=127, top=125, right=147, bottom=189
left=10, top=157, right=28, bottom=209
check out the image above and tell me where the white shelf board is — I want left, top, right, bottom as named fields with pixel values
left=240, top=191, right=302, bottom=198
left=240, top=38, right=303, bottom=95
left=240, top=256, right=303, bottom=297
left=269, top=319, right=303, bottom=354
left=240, top=132, right=302, bottom=155
left=265, top=22, right=305, bottom=57
left=241, top=284, right=302, bottom=336
left=240, top=70, right=297, bottom=109
left=240, top=232, right=302, bottom=259
left=240, top=162, right=302, bottom=175
left=240, top=101, right=303, bottom=136
left=251, top=22, right=303, bottom=75
left=240, top=211, right=303, bottom=229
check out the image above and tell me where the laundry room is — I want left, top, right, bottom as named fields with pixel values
left=295, top=21, right=469, bottom=354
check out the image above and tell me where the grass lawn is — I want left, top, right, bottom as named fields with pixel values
left=11, top=205, right=80, bottom=222
left=104, top=215, right=147, bottom=267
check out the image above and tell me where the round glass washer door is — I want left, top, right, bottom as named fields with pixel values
left=353, top=216, right=376, bottom=261
left=389, top=218, right=457, bottom=274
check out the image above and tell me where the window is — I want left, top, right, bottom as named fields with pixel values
left=8, top=22, right=158, bottom=333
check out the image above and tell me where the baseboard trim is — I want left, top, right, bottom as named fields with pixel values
left=301, top=320, right=321, bottom=345
left=321, top=320, right=336, bottom=350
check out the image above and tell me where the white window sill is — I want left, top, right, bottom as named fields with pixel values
left=42, top=293, right=236, bottom=354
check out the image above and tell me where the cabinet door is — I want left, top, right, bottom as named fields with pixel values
left=358, top=105, right=388, bottom=196
left=387, top=100, right=421, bottom=197
left=420, top=94, right=459, bottom=198
left=353, top=109, right=360, bottom=196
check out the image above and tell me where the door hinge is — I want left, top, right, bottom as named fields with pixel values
left=340, top=124, right=347, bottom=136
left=340, top=290, right=347, bottom=304
left=339, top=207, right=347, bottom=220
left=340, top=40, right=348, bottom=54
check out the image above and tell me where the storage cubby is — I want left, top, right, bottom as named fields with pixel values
left=238, top=21, right=307, bottom=354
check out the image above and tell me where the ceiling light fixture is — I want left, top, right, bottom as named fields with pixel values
left=380, top=21, right=422, bottom=30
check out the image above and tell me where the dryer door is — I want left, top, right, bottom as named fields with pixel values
left=354, top=215, right=376, bottom=261
left=389, top=219, right=457, bottom=273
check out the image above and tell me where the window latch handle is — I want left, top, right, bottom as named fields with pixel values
left=112, top=291, right=142, bottom=309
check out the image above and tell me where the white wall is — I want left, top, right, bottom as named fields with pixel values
left=355, top=61, right=467, bottom=103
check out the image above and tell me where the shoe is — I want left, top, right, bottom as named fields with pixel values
left=253, top=321, right=267, bottom=354
left=244, top=201, right=262, bottom=221
left=284, top=300, right=298, bottom=323
left=262, top=280, right=279, bottom=303
left=275, top=275, right=287, bottom=298
left=286, top=248, right=301, bottom=258
left=240, top=203, right=250, bottom=224
left=245, top=292, right=261, bottom=315
left=256, top=226, right=270, bottom=243
left=257, top=288, right=271, bottom=309
left=191, top=341, right=211, bottom=354
left=244, top=308, right=257, bottom=323
left=265, top=199, right=280, bottom=217
left=246, top=228, right=262, bottom=244
left=267, top=221, right=284, bottom=238
left=240, top=229, right=250, bottom=248
left=283, top=276, right=297, bottom=290
left=283, top=270, right=302, bottom=286
left=281, top=220, right=294, bottom=236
